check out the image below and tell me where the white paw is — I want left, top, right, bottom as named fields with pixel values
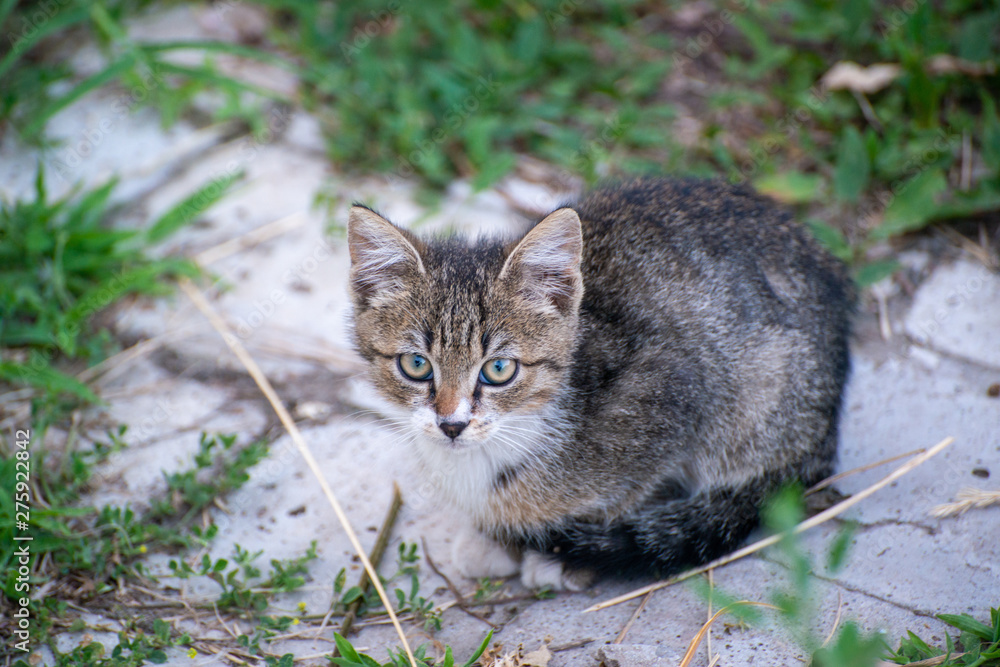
left=452, top=529, right=521, bottom=579
left=520, top=551, right=592, bottom=591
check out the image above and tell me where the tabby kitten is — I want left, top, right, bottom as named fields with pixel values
left=347, top=178, right=853, bottom=589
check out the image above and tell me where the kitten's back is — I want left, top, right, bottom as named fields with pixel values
left=563, top=178, right=853, bottom=519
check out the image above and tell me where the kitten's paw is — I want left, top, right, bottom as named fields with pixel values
left=452, top=530, right=521, bottom=579
left=520, top=551, right=594, bottom=591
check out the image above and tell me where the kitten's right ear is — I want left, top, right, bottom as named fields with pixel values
left=500, top=208, right=583, bottom=316
left=348, top=206, right=425, bottom=307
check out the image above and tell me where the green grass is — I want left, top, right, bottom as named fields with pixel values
left=0, top=0, right=282, bottom=144
left=690, top=0, right=1000, bottom=283
left=4, top=0, right=997, bottom=284
left=0, top=168, right=243, bottom=428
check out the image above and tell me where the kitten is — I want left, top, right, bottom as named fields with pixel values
left=347, top=178, right=853, bottom=589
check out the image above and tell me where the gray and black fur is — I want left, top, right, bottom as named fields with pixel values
left=347, top=177, right=853, bottom=582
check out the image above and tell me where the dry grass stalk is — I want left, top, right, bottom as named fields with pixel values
left=585, top=436, right=955, bottom=613
left=612, top=591, right=652, bottom=644
left=678, top=601, right=780, bottom=667
left=806, top=447, right=925, bottom=495
left=337, top=483, right=404, bottom=642
left=821, top=590, right=844, bottom=649
left=930, top=487, right=1000, bottom=518
left=179, top=277, right=418, bottom=667
left=194, top=211, right=308, bottom=266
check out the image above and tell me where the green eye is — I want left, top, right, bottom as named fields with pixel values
left=480, top=358, right=517, bottom=385
left=398, top=353, right=433, bottom=380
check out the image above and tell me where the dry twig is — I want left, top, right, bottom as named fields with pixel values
left=421, top=538, right=499, bottom=630
left=585, top=436, right=955, bottom=613
left=337, top=483, right=404, bottom=641
left=612, top=591, right=652, bottom=645
left=678, top=601, right=780, bottom=667
left=806, top=447, right=925, bottom=495
left=179, top=278, right=418, bottom=667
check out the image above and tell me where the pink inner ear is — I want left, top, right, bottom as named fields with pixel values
left=347, top=209, right=425, bottom=305
left=501, top=211, right=583, bottom=316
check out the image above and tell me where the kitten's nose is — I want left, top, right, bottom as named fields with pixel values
left=439, top=421, right=468, bottom=439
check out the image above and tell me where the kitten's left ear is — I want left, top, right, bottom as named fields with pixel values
left=500, top=208, right=583, bottom=316
left=348, top=206, right=425, bottom=307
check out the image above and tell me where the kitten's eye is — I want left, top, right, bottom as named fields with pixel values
left=398, top=353, right=433, bottom=380
left=480, top=358, right=518, bottom=385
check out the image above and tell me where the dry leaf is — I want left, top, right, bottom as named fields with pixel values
left=520, top=644, right=552, bottom=667
left=821, top=61, right=902, bottom=93
left=480, top=642, right=552, bottom=667
left=926, top=54, right=997, bottom=77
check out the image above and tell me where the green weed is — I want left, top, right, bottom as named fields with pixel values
left=0, top=0, right=281, bottom=144
left=331, top=629, right=493, bottom=667
left=696, top=486, right=998, bottom=667
left=149, top=432, right=269, bottom=523
left=0, top=168, right=241, bottom=430
left=708, top=0, right=1000, bottom=283
left=254, top=0, right=675, bottom=188
left=886, top=608, right=1000, bottom=666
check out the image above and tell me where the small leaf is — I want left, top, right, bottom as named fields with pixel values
left=148, top=649, right=168, bottom=664
left=806, top=219, right=853, bottom=263
left=853, top=260, right=899, bottom=288
left=826, top=522, right=855, bottom=573
left=754, top=172, right=823, bottom=204
left=333, top=633, right=362, bottom=663
left=834, top=126, right=870, bottom=202
left=938, top=613, right=993, bottom=641
left=340, top=586, right=363, bottom=605
left=461, top=630, right=494, bottom=667
left=874, top=168, right=947, bottom=239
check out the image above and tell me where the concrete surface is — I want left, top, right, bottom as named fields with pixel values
left=2, top=7, right=998, bottom=665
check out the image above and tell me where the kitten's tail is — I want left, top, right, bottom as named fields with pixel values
left=528, top=472, right=802, bottom=580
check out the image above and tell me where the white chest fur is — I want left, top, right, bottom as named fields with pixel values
left=412, top=411, right=557, bottom=526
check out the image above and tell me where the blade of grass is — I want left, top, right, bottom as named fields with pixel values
left=0, top=0, right=18, bottom=29
left=151, top=61, right=289, bottom=101
left=145, top=172, right=243, bottom=244
left=0, top=6, right=90, bottom=80
left=0, top=360, right=100, bottom=403
left=140, top=41, right=298, bottom=71
left=21, top=54, right=138, bottom=139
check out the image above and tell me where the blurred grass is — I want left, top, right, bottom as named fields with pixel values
left=3, top=0, right=997, bottom=287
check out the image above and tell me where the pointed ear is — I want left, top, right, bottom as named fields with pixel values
left=347, top=206, right=425, bottom=307
left=500, top=208, right=583, bottom=316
